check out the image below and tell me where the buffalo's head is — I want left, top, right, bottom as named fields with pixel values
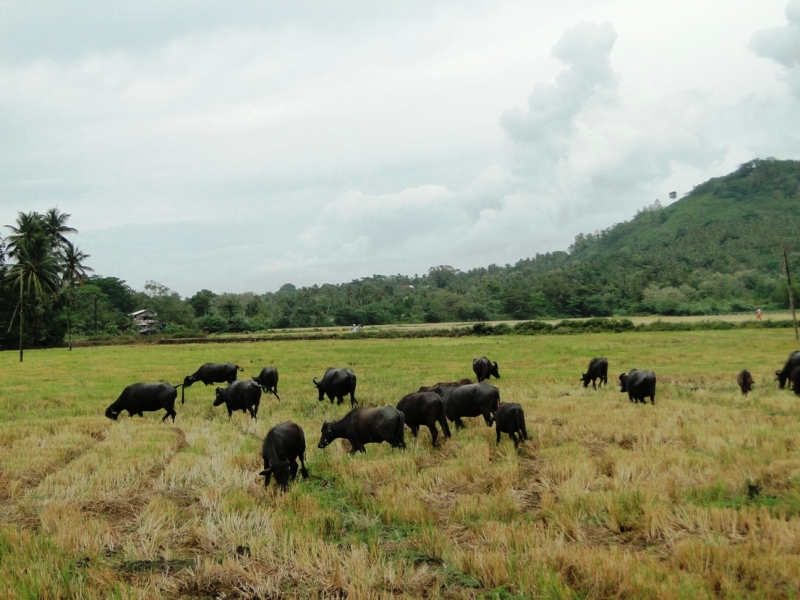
left=619, top=373, right=629, bottom=393
left=105, top=405, right=119, bottom=420
left=313, top=377, right=325, bottom=401
left=318, top=421, right=336, bottom=449
left=183, top=375, right=197, bottom=388
left=776, top=370, right=787, bottom=389
left=580, top=373, right=591, bottom=387
left=491, top=362, right=500, bottom=379
left=268, top=458, right=291, bottom=492
left=213, top=387, right=226, bottom=406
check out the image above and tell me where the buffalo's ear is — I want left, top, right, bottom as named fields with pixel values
left=321, top=421, right=328, bottom=432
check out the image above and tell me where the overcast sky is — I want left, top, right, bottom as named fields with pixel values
left=2, top=0, right=799, bottom=296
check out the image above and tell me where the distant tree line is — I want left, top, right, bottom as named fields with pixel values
left=2, top=158, right=799, bottom=345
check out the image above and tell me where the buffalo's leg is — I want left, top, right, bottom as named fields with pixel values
left=454, top=418, right=465, bottom=430
left=289, top=459, right=298, bottom=480
left=350, top=393, right=357, bottom=407
left=264, top=471, right=272, bottom=487
left=483, top=412, right=493, bottom=427
left=299, top=454, right=309, bottom=479
left=427, top=423, right=438, bottom=447
left=510, top=432, right=519, bottom=448
left=496, top=428, right=501, bottom=445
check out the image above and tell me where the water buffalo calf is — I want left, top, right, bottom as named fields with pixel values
left=253, top=366, right=280, bottom=400
left=105, top=382, right=179, bottom=423
left=313, top=368, right=357, bottom=407
left=619, top=369, right=656, bottom=405
left=260, top=421, right=309, bottom=492
left=472, top=357, right=500, bottom=382
left=581, top=357, right=608, bottom=389
left=318, top=406, right=405, bottom=454
left=737, top=369, right=754, bottom=395
left=438, top=381, right=500, bottom=430
left=182, top=362, right=243, bottom=403
left=396, top=391, right=451, bottom=447
left=494, top=402, right=528, bottom=448
left=214, top=380, right=261, bottom=419
left=776, top=351, right=800, bottom=389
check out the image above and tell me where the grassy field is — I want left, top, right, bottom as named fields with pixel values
left=2, top=330, right=800, bottom=599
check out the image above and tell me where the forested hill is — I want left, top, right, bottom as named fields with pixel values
left=4, top=158, right=800, bottom=345
left=569, top=158, right=800, bottom=278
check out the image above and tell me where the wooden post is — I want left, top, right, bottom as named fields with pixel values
left=783, top=243, right=798, bottom=341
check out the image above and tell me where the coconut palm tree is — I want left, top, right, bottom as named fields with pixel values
left=61, top=244, right=93, bottom=350
left=41, top=208, right=78, bottom=251
left=7, top=233, right=61, bottom=362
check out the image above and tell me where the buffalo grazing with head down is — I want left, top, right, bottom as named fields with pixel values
left=619, top=369, right=657, bottom=405
left=313, top=368, right=357, bottom=407
left=430, top=381, right=500, bottom=430
left=213, top=379, right=262, bottom=419
left=182, top=362, right=243, bottom=403
left=775, top=351, right=800, bottom=389
left=318, top=406, right=405, bottom=454
left=737, top=369, right=754, bottom=395
left=472, top=357, right=500, bottom=382
left=494, top=402, right=528, bottom=448
left=260, top=421, right=309, bottom=492
left=252, top=366, right=280, bottom=400
left=580, top=357, right=608, bottom=389
left=105, top=382, right=180, bottom=423
left=396, top=391, right=451, bottom=447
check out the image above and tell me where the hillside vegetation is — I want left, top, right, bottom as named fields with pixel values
left=2, top=159, right=799, bottom=347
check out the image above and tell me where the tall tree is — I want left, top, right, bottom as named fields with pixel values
left=61, top=244, right=93, bottom=350
left=6, top=232, right=61, bottom=361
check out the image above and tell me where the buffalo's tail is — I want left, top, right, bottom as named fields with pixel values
left=517, top=408, right=528, bottom=441
left=236, top=365, right=244, bottom=372
left=395, top=411, right=406, bottom=448
left=439, top=403, right=451, bottom=439
left=272, top=390, right=281, bottom=402
left=173, top=383, right=185, bottom=405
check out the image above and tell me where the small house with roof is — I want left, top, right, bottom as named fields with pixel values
left=130, top=309, right=160, bottom=334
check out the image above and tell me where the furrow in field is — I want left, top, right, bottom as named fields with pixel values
left=0, top=419, right=108, bottom=526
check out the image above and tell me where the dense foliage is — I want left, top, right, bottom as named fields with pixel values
left=3, top=158, right=799, bottom=343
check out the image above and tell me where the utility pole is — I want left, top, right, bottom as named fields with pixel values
left=783, top=243, right=798, bottom=340
left=94, top=296, right=98, bottom=336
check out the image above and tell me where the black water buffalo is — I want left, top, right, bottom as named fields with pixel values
left=619, top=369, right=657, bottom=405
left=252, top=366, right=280, bottom=400
left=105, top=382, right=179, bottom=423
left=775, top=351, right=800, bottom=389
left=580, top=357, right=608, bottom=389
left=213, top=380, right=261, bottom=419
left=417, top=379, right=473, bottom=393
left=182, top=362, right=243, bottom=403
left=472, top=357, right=500, bottom=382
left=313, top=368, right=357, bottom=407
left=790, top=366, right=800, bottom=396
left=259, top=421, right=309, bottom=492
left=435, top=381, right=500, bottom=430
left=396, top=391, right=451, bottom=447
left=737, top=369, right=754, bottom=395
left=494, top=402, right=528, bottom=448
left=318, top=406, right=405, bottom=454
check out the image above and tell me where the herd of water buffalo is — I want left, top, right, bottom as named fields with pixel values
left=103, top=351, right=800, bottom=492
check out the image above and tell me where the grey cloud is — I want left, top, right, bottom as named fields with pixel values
left=752, top=0, right=800, bottom=97
left=500, top=21, right=617, bottom=157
